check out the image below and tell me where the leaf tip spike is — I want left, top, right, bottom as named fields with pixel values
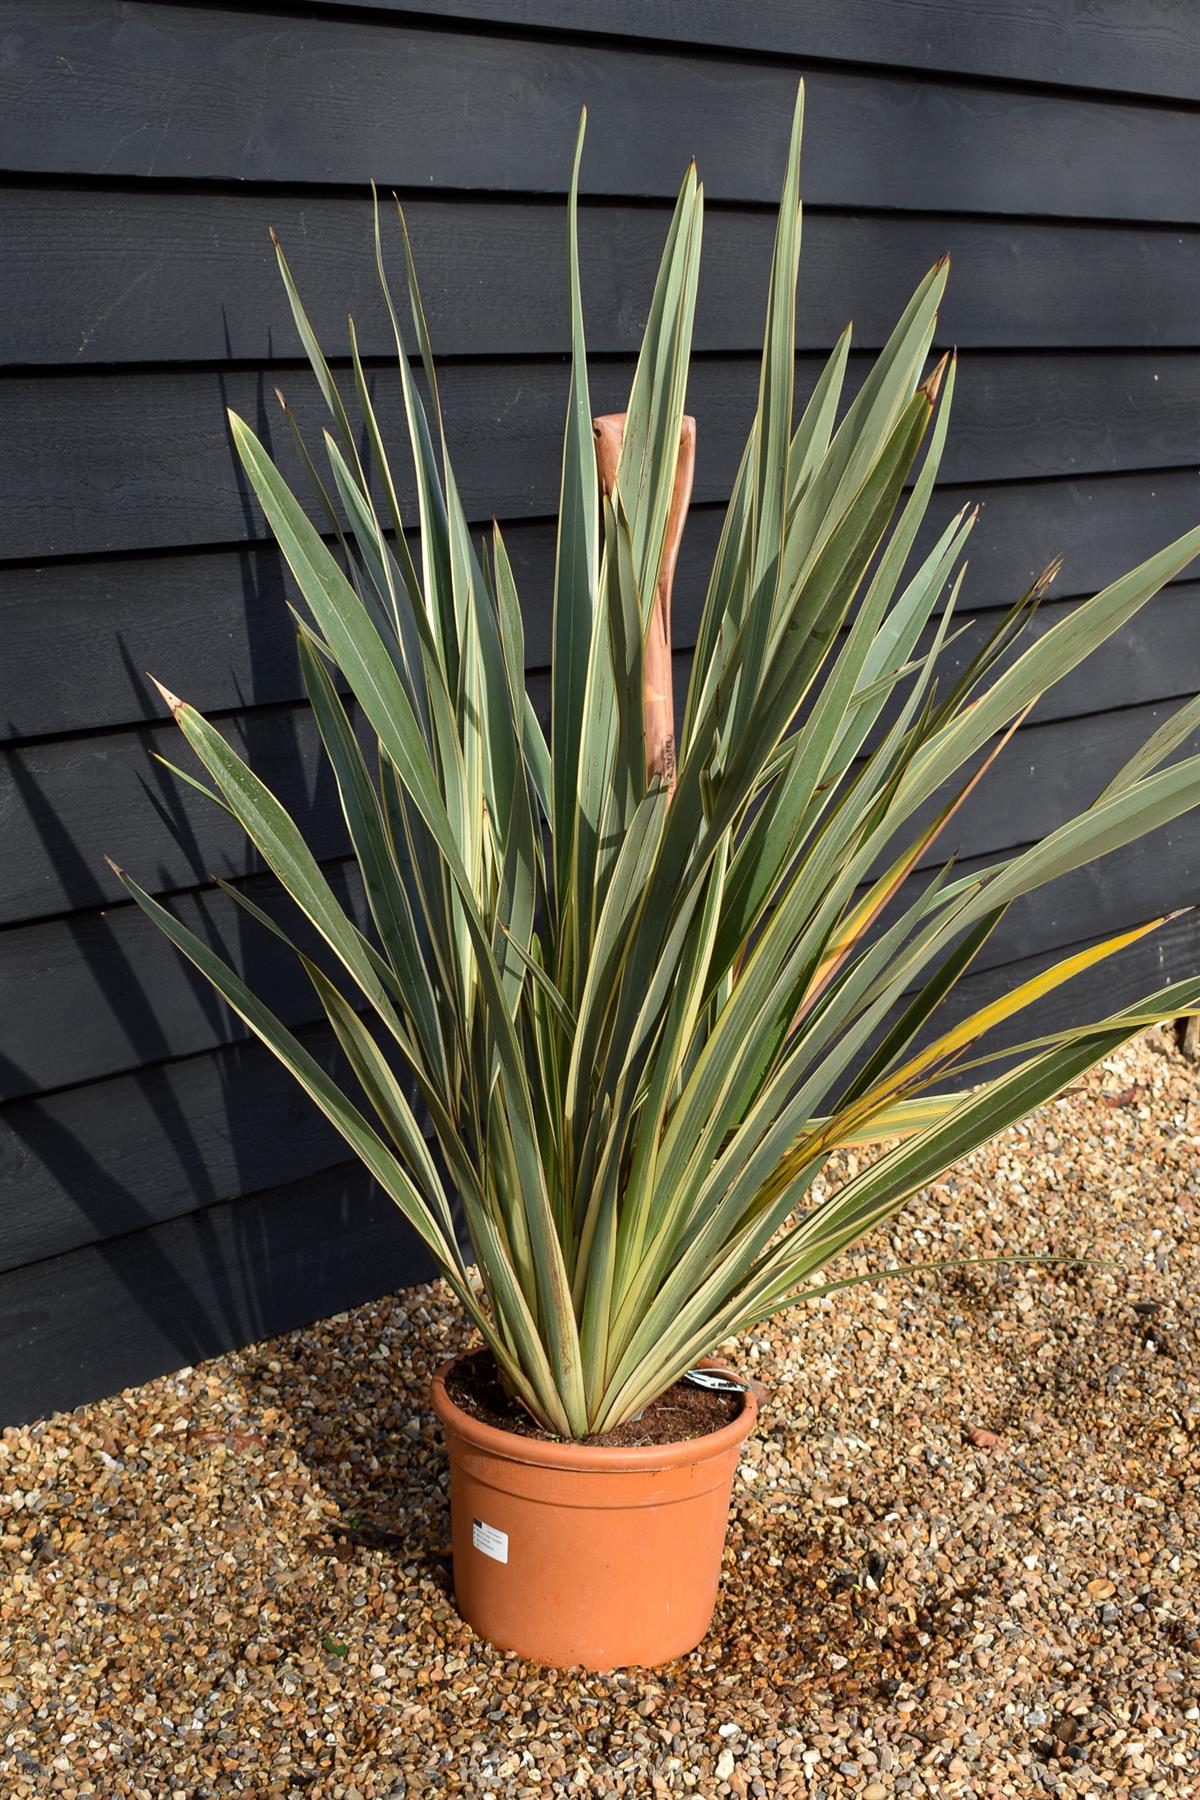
left=148, top=676, right=183, bottom=715
left=918, top=352, right=951, bottom=406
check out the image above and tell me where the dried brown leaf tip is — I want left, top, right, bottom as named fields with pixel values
left=918, top=351, right=952, bottom=406
left=148, top=676, right=184, bottom=714
left=1032, top=556, right=1064, bottom=599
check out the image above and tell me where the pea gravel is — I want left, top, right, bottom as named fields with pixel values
left=3, top=1026, right=1197, bottom=1799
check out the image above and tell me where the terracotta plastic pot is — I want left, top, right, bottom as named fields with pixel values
left=430, top=1354, right=759, bottom=1670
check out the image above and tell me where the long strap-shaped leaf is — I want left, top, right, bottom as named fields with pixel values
left=108, top=865, right=459, bottom=1278
left=727, top=85, right=804, bottom=742
left=599, top=970, right=1200, bottom=1429
left=296, top=628, right=446, bottom=1077
left=550, top=114, right=600, bottom=924
left=151, top=684, right=411, bottom=1034
left=754, top=975, right=1200, bottom=1304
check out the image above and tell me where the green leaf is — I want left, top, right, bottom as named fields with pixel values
left=296, top=626, right=446, bottom=1075
left=551, top=113, right=600, bottom=918
left=109, top=862, right=462, bottom=1276
left=1095, top=689, right=1200, bottom=804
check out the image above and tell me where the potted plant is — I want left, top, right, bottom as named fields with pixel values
left=111, top=90, right=1200, bottom=1670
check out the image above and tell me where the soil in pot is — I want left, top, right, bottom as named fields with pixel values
left=445, top=1347, right=742, bottom=1447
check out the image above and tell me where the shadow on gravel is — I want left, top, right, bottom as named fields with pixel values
left=234, top=1323, right=458, bottom=1602
left=710, top=1513, right=978, bottom=1706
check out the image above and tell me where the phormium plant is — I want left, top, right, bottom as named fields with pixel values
left=112, top=92, right=1200, bottom=1439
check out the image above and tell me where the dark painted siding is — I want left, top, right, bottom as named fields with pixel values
left=3, top=0, right=1199, bottom=1425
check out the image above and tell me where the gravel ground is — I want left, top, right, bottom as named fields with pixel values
left=2, top=1026, right=1197, bottom=1799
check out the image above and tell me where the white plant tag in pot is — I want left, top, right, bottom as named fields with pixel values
left=683, top=1368, right=747, bottom=1394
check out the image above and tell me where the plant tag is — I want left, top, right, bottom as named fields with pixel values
left=471, top=1517, right=509, bottom=1564
left=684, top=1367, right=747, bottom=1394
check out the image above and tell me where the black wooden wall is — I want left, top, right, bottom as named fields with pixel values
left=3, top=1, right=1200, bottom=1425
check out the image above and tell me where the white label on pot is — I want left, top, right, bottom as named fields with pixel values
left=472, top=1517, right=508, bottom=1564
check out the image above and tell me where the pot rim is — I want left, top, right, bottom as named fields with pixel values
left=430, top=1349, right=759, bottom=1474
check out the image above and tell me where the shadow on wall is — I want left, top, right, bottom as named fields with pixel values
left=0, top=367, right=436, bottom=1417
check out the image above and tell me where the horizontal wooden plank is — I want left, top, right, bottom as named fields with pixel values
left=0, top=863, right=370, bottom=1099
left=6, top=573, right=1200, bottom=927
left=2, top=704, right=353, bottom=926
left=6, top=698, right=1199, bottom=1096
left=6, top=6, right=1200, bottom=223
left=7, top=349, right=1200, bottom=563
left=325, top=0, right=1200, bottom=106
left=0, top=1157, right=444, bottom=1427
left=0, top=1020, right=351, bottom=1276
left=7, top=469, right=1200, bottom=740
left=9, top=186, right=1200, bottom=368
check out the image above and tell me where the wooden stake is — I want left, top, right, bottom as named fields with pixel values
left=593, top=413, right=696, bottom=798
